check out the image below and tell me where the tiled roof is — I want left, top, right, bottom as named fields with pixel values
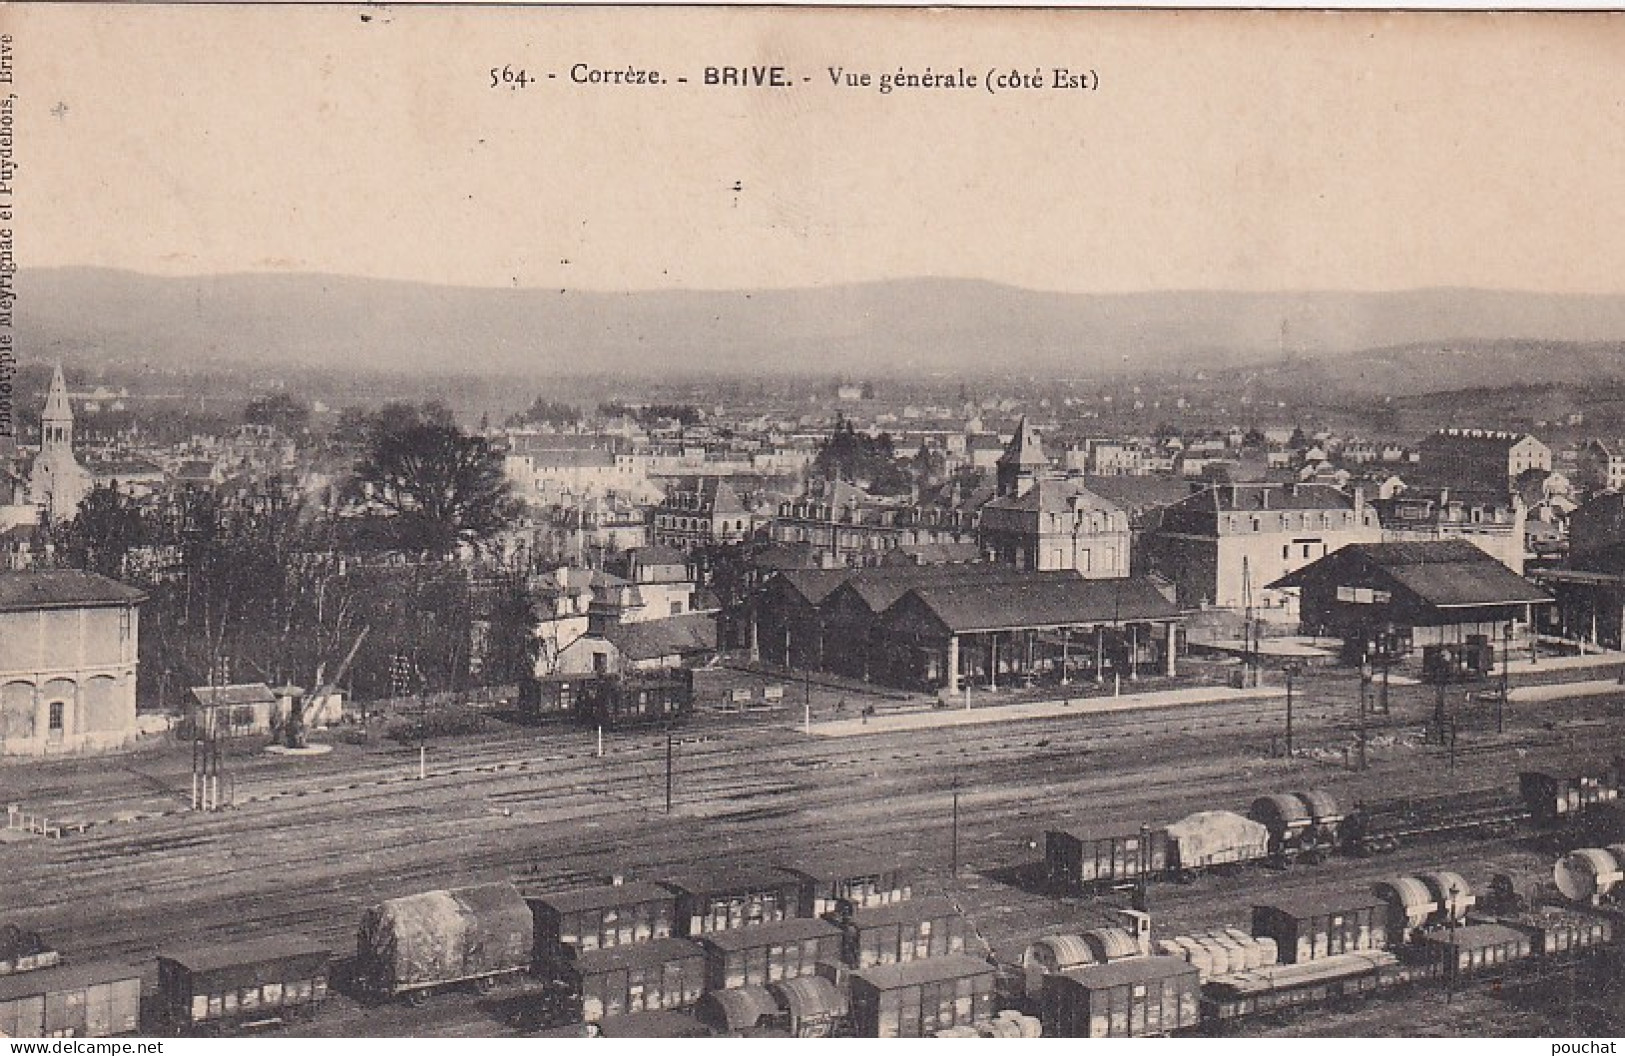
left=0, top=570, right=146, bottom=612
left=601, top=611, right=717, bottom=661
left=895, top=575, right=1181, bottom=634
left=1269, top=540, right=1550, bottom=607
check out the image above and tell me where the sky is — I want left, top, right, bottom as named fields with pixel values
left=13, top=6, right=1625, bottom=294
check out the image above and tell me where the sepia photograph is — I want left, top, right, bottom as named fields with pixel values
left=2, top=2, right=1625, bottom=1044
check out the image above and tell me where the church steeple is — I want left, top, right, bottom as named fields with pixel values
left=996, top=416, right=1046, bottom=498
left=41, top=365, right=73, bottom=451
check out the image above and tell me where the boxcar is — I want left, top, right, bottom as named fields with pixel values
left=847, top=953, right=997, bottom=1038
left=516, top=675, right=585, bottom=723
left=561, top=937, right=707, bottom=1023
left=0, top=962, right=142, bottom=1038
left=1520, top=766, right=1625, bottom=829
left=660, top=865, right=806, bottom=937
left=1252, top=895, right=1386, bottom=964
left=697, top=917, right=842, bottom=990
left=1044, top=825, right=1170, bottom=892
left=776, top=848, right=911, bottom=917
left=576, top=670, right=695, bottom=730
left=356, top=882, right=533, bottom=1002
left=838, top=896, right=968, bottom=970
left=527, top=881, right=677, bottom=959
left=1415, top=923, right=1534, bottom=981
left=156, top=935, right=332, bottom=1033
left=1039, top=955, right=1200, bottom=1038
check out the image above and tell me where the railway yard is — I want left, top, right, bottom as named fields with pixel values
left=5, top=659, right=1625, bottom=1038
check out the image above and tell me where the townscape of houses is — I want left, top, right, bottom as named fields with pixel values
left=4, top=363, right=1624, bottom=757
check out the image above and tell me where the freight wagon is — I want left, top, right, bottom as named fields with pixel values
left=518, top=670, right=695, bottom=730
left=1039, top=955, right=1201, bottom=1038
left=837, top=896, right=968, bottom=970
left=660, top=866, right=805, bottom=937
left=0, top=927, right=60, bottom=977
left=1044, top=812, right=1267, bottom=893
left=771, top=975, right=848, bottom=1038
left=356, top=882, right=534, bottom=1003
left=776, top=848, right=912, bottom=917
left=1252, top=895, right=1387, bottom=964
left=156, top=935, right=332, bottom=1033
left=1340, top=786, right=1529, bottom=855
left=846, top=953, right=998, bottom=1038
left=0, top=962, right=141, bottom=1039
left=1414, top=923, right=1534, bottom=981
left=557, top=937, right=708, bottom=1024
left=526, top=881, right=677, bottom=958
left=1045, top=825, right=1169, bottom=892
left=697, top=917, right=842, bottom=990
left=693, top=985, right=781, bottom=1035
left=1248, top=790, right=1343, bottom=863
left=1199, top=949, right=1401, bottom=1024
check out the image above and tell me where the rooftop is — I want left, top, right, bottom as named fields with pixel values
left=0, top=570, right=147, bottom=613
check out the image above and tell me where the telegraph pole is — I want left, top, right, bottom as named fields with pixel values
left=1282, top=661, right=1300, bottom=758
left=1499, top=619, right=1510, bottom=734
left=950, top=777, right=960, bottom=878
left=665, top=731, right=674, bottom=814
left=1357, top=656, right=1369, bottom=772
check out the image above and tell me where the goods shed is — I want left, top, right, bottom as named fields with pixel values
left=1269, top=540, right=1550, bottom=664
left=870, top=575, right=1184, bottom=694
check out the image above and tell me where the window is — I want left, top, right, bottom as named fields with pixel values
left=48, top=701, right=64, bottom=731
left=670, top=600, right=683, bottom=616
left=1303, top=544, right=1313, bottom=559
left=1282, top=545, right=1291, bottom=560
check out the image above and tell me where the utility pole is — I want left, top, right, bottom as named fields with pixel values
left=1133, top=823, right=1151, bottom=912
left=665, top=731, right=674, bottom=814
left=1499, top=619, right=1510, bottom=734
left=1283, top=661, right=1301, bottom=758
left=1357, top=655, right=1369, bottom=772
left=804, top=669, right=812, bottom=735
left=1445, top=882, right=1460, bottom=1004
left=950, top=777, right=960, bottom=878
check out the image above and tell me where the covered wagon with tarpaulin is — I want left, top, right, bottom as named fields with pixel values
left=770, top=974, right=847, bottom=1037
left=1165, top=810, right=1270, bottom=876
left=355, top=882, right=533, bottom=1003
left=693, top=984, right=781, bottom=1035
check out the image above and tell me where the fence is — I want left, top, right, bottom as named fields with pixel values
left=4, top=803, right=87, bottom=839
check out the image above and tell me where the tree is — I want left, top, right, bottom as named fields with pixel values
left=58, top=485, right=146, bottom=579
left=352, top=406, right=520, bottom=559
left=244, top=393, right=311, bottom=434
left=813, top=418, right=912, bottom=496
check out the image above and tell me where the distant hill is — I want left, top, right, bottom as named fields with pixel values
left=18, top=268, right=1625, bottom=382
left=1220, top=340, right=1625, bottom=399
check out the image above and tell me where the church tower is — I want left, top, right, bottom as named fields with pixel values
left=28, top=365, right=91, bottom=522
left=41, top=365, right=74, bottom=451
left=996, top=416, right=1047, bottom=498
